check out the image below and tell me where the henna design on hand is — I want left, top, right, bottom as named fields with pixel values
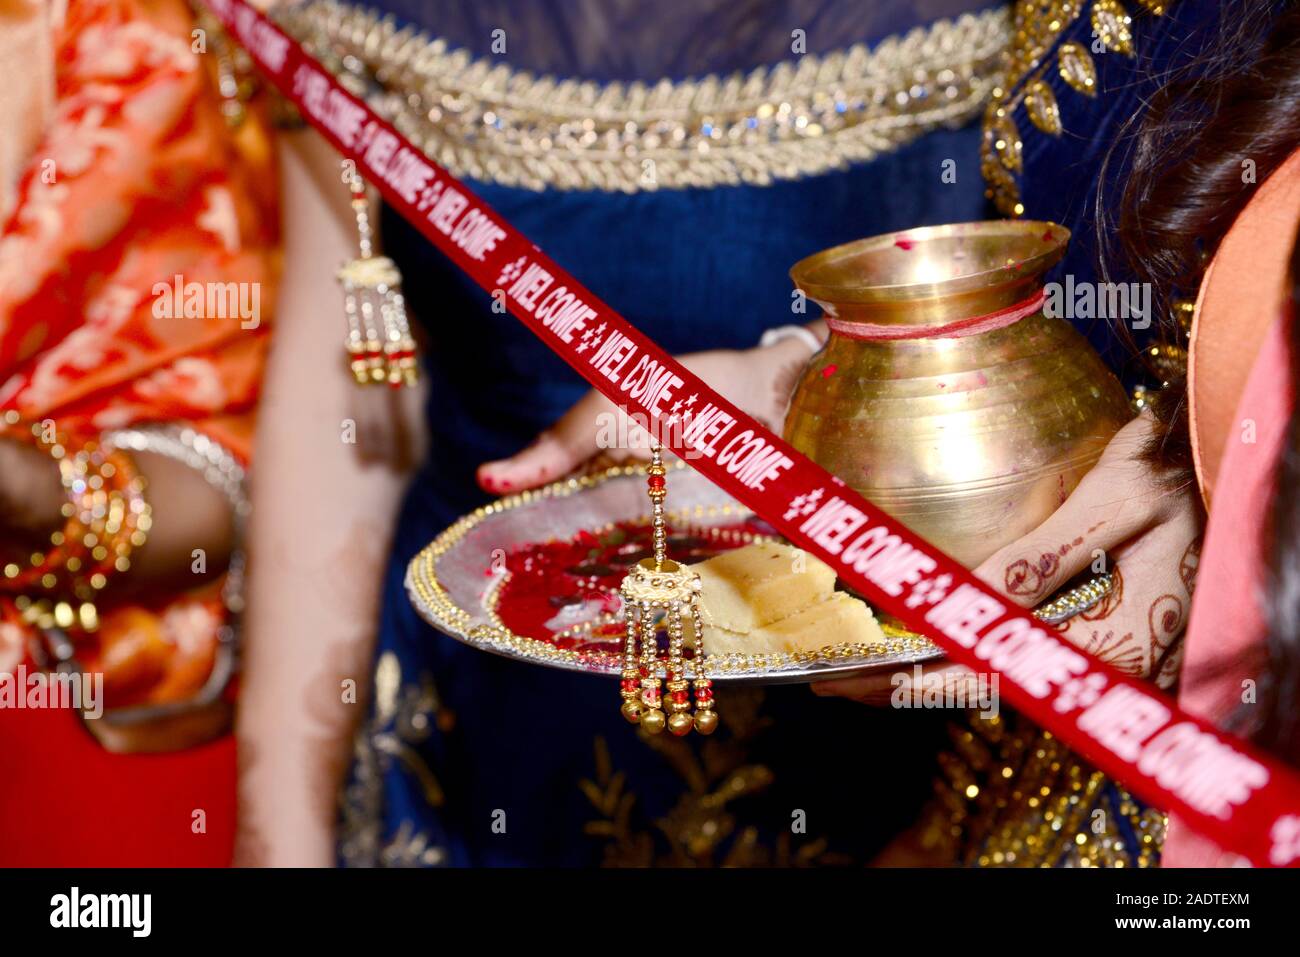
left=1179, top=537, right=1202, bottom=596
left=1004, top=558, right=1041, bottom=597
left=1146, top=592, right=1187, bottom=688
left=1036, top=551, right=1061, bottom=579
left=1082, top=629, right=1144, bottom=675
left=1056, top=535, right=1086, bottom=558
left=1155, top=638, right=1185, bottom=691
left=1148, top=593, right=1184, bottom=657
left=1005, top=552, right=1060, bottom=598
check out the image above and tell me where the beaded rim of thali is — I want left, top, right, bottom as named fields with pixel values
left=404, top=461, right=939, bottom=679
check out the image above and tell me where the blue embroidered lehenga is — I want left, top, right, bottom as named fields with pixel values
left=279, top=0, right=1227, bottom=867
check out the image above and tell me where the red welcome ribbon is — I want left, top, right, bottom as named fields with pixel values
left=207, top=0, right=1300, bottom=867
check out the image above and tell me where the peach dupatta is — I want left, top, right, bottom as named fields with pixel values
left=1163, top=147, right=1300, bottom=867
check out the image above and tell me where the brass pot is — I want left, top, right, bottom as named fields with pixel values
left=784, top=221, right=1131, bottom=569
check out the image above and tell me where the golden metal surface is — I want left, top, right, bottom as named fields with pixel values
left=785, top=221, right=1131, bottom=568
left=789, top=219, right=1067, bottom=323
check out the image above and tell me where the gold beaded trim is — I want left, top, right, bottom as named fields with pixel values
left=404, top=462, right=939, bottom=679
left=277, top=0, right=1010, bottom=192
left=981, top=0, right=1170, bottom=216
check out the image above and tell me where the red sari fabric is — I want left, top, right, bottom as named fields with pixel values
left=0, top=0, right=279, bottom=866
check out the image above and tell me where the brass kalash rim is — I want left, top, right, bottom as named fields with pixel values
left=405, top=462, right=1114, bottom=682
left=789, top=219, right=1069, bottom=326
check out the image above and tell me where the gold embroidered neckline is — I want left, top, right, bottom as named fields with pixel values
left=277, top=0, right=1010, bottom=192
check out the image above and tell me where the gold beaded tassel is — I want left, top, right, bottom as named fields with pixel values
left=664, top=597, right=691, bottom=736
left=688, top=588, right=717, bottom=734
left=618, top=601, right=644, bottom=724
left=337, top=163, right=419, bottom=389
left=638, top=599, right=665, bottom=734
left=616, top=445, right=716, bottom=736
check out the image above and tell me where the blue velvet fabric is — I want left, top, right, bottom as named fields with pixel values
left=370, top=0, right=995, bottom=79
left=345, top=0, right=1229, bottom=867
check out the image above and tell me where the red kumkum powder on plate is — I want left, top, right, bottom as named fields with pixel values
left=491, top=519, right=769, bottom=653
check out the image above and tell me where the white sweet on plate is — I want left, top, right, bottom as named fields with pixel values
left=688, top=542, right=885, bottom=657
left=692, top=541, right=836, bottom=632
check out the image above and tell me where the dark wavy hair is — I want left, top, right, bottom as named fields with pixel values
left=1101, top=0, right=1300, bottom=760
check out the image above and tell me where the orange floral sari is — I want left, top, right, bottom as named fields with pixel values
left=0, top=0, right=278, bottom=706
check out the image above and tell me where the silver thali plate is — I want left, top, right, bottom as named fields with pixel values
left=405, top=462, right=943, bottom=684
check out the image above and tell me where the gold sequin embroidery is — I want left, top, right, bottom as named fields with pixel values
left=981, top=0, right=1170, bottom=216
left=276, top=0, right=1010, bottom=192
left=338, top=651, right=451, bottom=867
left=917, top=715, right=1167, bottom=867
left=582, top=689, right=852, bottom=867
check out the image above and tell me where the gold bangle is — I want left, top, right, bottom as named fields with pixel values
left=1, top=411, right=152, bottom=631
